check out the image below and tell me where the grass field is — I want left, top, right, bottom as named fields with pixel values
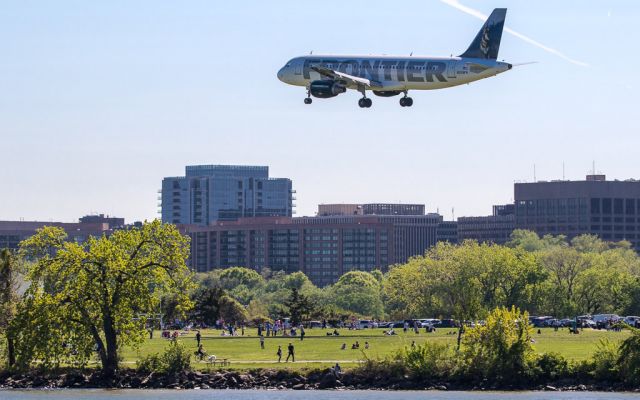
left=119, top=327, right=631, bottom=371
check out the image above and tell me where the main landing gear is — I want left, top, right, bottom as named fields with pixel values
left=399, top=92, right=413, bottom=107
left=358, top=97, right=372, bottom=108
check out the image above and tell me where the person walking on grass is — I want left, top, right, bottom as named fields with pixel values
left=277, top=345, right=282, bottom=362
left=286, top=342, right=295, bottom=362
left=300, top=325, right=305, bottom=341
left=260, top=335, right=265, bottom=349
left=196, top=330, right=201, bottom=347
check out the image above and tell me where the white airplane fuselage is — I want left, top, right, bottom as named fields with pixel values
left=277, top=55, right=512, bottom=92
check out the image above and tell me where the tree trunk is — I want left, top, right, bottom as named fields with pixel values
left=102, top=312, right=119, bottom=375
left=456, top=321, right=464, bottom=350
left=7, top=335, right=15, bottom=367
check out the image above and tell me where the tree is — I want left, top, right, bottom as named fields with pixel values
left=284, top=288, right=313, bottom=325
left=0, top=249, right=20, bottom=367
left=217, top=295, right=248, bottom=323
left=539, top=246, right=589, bottom=316
left=218, top=267, right=265, bottom=291
left=191, top=287, right=226, bottom=326
left=331, top=271, right=384, bottom=318
left=12, top=221, right=194, bottom=374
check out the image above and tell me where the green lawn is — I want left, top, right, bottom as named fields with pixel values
left=119, top=327, right=630, bottom=370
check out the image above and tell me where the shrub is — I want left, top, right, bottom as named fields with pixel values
left=461, top=306, right=535, bottom=384
left=534, top=352, right=571, bottom=381
left=398, top=341, right=456, bottom=379
left=136, top=352, right=162, bottom=373
left=161, top=340, right=191, bottom=374
left=136, top=340, right=191, bottom=374
left=591, top=338, right=619, bottom=381
left=617, top=327, right=640, bottom=386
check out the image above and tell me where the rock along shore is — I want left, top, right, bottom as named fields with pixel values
left=1, top=368, right=639, bottom=392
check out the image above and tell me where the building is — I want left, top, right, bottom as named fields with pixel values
left=0, top=220, right=115, bottom=251
left=457, top=203, right=515, bottom=244
left=161, top=165, right=294, bottom=226
left=318, top=203, right=425, bottom=216
left=436, top=220, right=458, bottom=244
left=79, top=214, right=125, bottom=228
left=317, top=204, right=363, bottom=216
left=514, top=175, right=640, bottom=251
left=181, top=213, right=445, bottom=287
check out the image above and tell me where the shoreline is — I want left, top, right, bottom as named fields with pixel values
left=1, top=369, right=639, bottom=392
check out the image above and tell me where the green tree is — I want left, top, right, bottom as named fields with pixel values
left=218, top=267, right=265, bottom=291
left=217, top=295, right=248, bottom=323
left=284, top=288, right=313, bottom=325
left=191, top=287, right=226, bottom=326
left=331, top=271, right=384, bottom=318
left=12, top=221, right=194, bottom=374
left=0, top=249, right=21, bottom=367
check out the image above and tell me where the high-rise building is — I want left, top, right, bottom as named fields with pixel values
left=161, top=165, right=294, bottom=226
left=515, top=175, right=640, bottom=251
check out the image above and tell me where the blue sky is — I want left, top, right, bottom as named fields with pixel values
left=1, top=1, right=639, bottom=222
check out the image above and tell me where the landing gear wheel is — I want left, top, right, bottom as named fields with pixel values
left=400, top=97, right=413, bottom=107
left=364, top=98, right=372, bottom=108
left=358, top=98, right=366, bottom=108
left=304, top=98, right=312, bottom=105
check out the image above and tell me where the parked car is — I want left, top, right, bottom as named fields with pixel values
left=307, top=320, right=323, bottom=328
left=559, top=318, right=574, bottom=327
left=358, top=320, right=379, bottom=329
left=435, top=319, right=458, bottom=328
left=531, top=316, right=554, bottom=327
left=623, top=316, right=640, bottom=327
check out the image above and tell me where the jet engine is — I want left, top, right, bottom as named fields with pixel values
left=309, top=80, right=346, bottom=98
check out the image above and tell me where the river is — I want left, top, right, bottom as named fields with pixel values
left=1, top=390, right=640, bottom=400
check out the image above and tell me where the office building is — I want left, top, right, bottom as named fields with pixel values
left=181, top=213, right=445, bottom=286
left=0, top=219, right=117, bottom=252
left=79, top=214, right=125, bottom=228
left=515, top=175, right=640, bottom=251
left=318, top=203, right=425, bottom=216
left=457, top=204, right=515, bottom=244
left=161, top=165, right=294, bottom=226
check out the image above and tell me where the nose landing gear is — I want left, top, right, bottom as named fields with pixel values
left=304, top=89, right=312, bottom=104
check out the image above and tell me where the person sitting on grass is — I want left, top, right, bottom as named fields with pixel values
left=341, top=343, right=346, bottom=350
left=333, top=329, right=340, bottom=336
left=365, top=341, right=369, bottom=349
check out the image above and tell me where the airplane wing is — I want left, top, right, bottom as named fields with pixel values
left=311, top=65, right=383, bottom=89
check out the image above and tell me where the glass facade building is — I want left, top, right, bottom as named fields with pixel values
left=161, top=165, right=294, bottom=225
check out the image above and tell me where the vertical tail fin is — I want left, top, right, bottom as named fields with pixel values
left=459, top=8, right=507, bottom=60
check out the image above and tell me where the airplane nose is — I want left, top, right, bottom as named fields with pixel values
left=277, top=68, right=285, bottom=82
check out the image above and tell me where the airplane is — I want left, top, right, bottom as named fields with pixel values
left=277, top=8, right=514, bottom=108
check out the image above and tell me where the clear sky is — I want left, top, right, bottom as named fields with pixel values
left=1, top=0, right=639, bottom=223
